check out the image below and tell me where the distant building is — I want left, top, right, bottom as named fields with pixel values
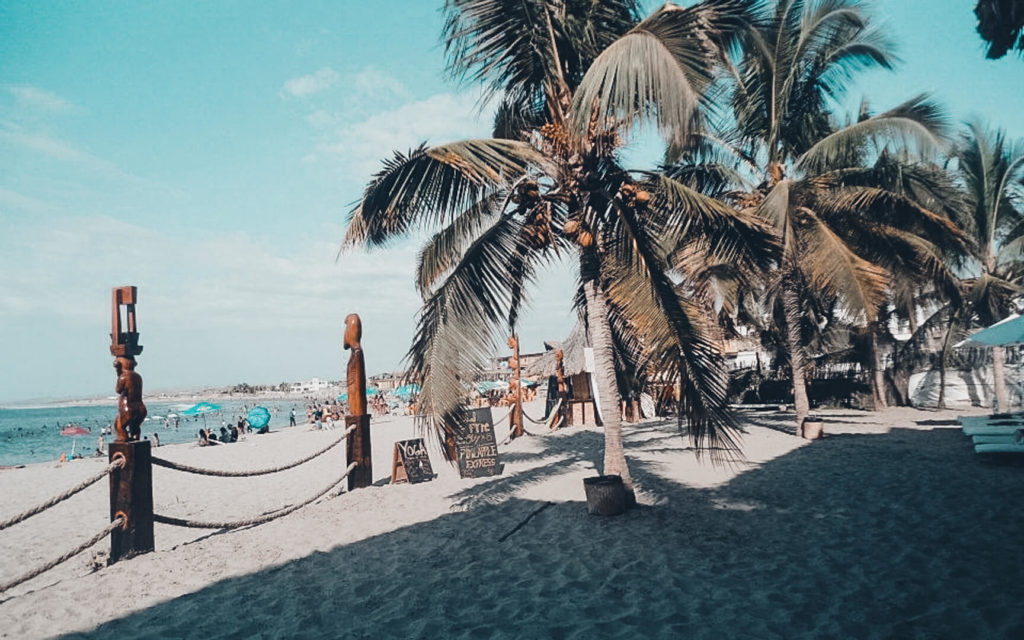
left=291, top=378, right=330, bottom=394
left=369, top=371, right=404, bottom=391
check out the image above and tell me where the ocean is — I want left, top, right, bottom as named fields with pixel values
left=0, top=399, right=307, bottom=467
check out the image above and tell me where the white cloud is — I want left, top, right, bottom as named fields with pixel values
left=280, top=67, right=340, bottom=98
left=311, top=88, right=494, bottom=179
left=7, top=86, right=75, bottom=113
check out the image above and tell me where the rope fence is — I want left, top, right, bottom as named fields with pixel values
left=0, top=515, right=125, bottom=595
left=154, top=461, right=358, bottom=530
left=0, top=456, right=124, bottom=532
left=151, top=426, right=353, bottom=478
left=521, top=406, right=549, bottom=425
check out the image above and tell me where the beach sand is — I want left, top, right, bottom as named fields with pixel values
left=2, top=403, right=1023, bottom=638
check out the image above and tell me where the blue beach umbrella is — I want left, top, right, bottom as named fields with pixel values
left=962, top=314, right=1024, bottom=346
left=181, top=402, right=221, bottom=416
left=246, top=406, right=271, bottom=429
left=182, top=401, right=221, bottom=427
left=393, top=384, right=421, bottom=398
left=337, top=388, right=379, bottom=403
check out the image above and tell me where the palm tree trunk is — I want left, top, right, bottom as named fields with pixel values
left=937, top=318, right=955, bottom=410
left=869, top=328, right=888, bottom=410
left=781, top=282, right=811, bottom=434
left=582, top=277, right=636, bottom=504
left=992, top=345, right=1009, bottom=412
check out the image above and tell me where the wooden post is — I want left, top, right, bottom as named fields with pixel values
left=108, top=440, right=154, bottom=562
left=346, top=415, right=372, bottom=490
left=508, top=334, right=524, bottom=439
left=344, top=314, right=371, bottom=489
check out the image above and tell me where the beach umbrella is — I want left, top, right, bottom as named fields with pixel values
left=182, top=401, right=221, bottom=427
left=181, top=402, right=222, bottom=416
left=337, top=388, right=378, bottom=403
left=393, top=384, right=421, bottom=398
left=960, top=314, right=1024, bottom=346
left=475, top=380, right=508, bottom=394
left=246, top=406, right=271, bottom=430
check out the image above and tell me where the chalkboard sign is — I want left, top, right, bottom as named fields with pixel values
left=390, top=438, right=436, bottom=484
left=454, top=407, right=503, bottom=478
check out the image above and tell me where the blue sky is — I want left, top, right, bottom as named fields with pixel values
left=0, top=1, right=1021, bottom=404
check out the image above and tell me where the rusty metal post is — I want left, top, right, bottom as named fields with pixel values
left=108, top=440, right=154, bottom=562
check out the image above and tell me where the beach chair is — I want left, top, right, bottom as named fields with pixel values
left=959, top=415, right=1024, bottom=436
left=975, top=442, right=1024, bottom=454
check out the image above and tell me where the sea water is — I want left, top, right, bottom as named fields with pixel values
left=0, top=400, right=306, bottom=467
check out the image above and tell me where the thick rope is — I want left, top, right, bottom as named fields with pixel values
left=154, top=461, right=357, bottom=530
left=521, top=406, right=549, bottom=425
left=0, top=516, right=125, bottom=595
left=0, top=457, right=124, bottom=532
left=151, top=426, right=353, bottom=478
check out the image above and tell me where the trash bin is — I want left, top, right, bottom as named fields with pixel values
left=583, top=475, right=628, bottom=516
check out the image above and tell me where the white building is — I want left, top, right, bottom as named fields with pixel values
left=291, top=378, right=330, bottom=394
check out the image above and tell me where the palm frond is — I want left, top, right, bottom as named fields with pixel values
left=795, top=206, right=889, bottom=322
left=797, top=95, right=949, bottom=174
left=415, top=194, right=503, bottom=296
left=605, top=196, right=744, bottom=463
left=345, top=139, right=544, bottom=247
left=406, top=213, right=539, bottom=448
left=569, top=0, right=752, bottom=145
left=643, top=173, right=780, bottom=270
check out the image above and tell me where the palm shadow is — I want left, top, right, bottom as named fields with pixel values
left=57, top=426, right=1024, bottom=639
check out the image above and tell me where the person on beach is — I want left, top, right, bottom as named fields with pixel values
left=96, top=435, right=105, bottom=457
left=289, top=408, right=296, bottom=427
left=152, top=432, right=160, bottom=447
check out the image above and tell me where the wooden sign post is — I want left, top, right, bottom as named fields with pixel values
left=344, top=313, right=372, bottom=490
left=108, top=285, right=153, bottom=562
left=454, top=407, right=503, bottom=478
left=390, top=438, right=436, bottom=484
left=508, top=335, right=524, bottom=440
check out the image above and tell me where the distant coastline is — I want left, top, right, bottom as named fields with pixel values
left=1, top=384, right=345, bottom=411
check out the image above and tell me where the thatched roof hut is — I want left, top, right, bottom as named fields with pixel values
left=525, top=321, right=591, bottom=377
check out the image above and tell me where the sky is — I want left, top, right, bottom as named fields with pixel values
left=0, top=0, right=1021, bottom=404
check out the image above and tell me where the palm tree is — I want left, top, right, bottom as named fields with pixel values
left=951, top=121, right=1024, bottom=410
left=975, top=0, right=1024, bottom=59
left=721, top=0, right=966, bottom=430
left=344, top=0, right=776, bottom=500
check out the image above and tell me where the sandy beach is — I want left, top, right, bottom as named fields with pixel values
left=1, top=403, right=1022, bottom=638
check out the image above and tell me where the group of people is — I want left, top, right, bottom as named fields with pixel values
left=198, top=424, right=239, bottom=446
left=304, top=401, right=345, bottom=430
left=198, top=414, right=265, bottom=446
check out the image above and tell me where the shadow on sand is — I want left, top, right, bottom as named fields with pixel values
left=62, top=425, right=1024, bottom=639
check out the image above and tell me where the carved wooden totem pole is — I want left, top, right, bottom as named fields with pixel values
left=554, top=347, right=568, bottom=428
left=108, top=285, right=154, bottom=562
left=110, top=286, right=147, bottom=442
left=508, top=334, right=524, bottom=439
left=344, top=313, right=372, bottom=490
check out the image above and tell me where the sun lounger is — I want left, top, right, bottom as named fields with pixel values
left=972, top=434, right=1020, bottom=445
left=964, top=424, right=1024, bottom=436
left=975, top=442, right=1024, bottom=454
left=959, top=415, right=1024, bottom=436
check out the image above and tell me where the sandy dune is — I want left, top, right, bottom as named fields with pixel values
left=2, top=403, right=1023, bottom=639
